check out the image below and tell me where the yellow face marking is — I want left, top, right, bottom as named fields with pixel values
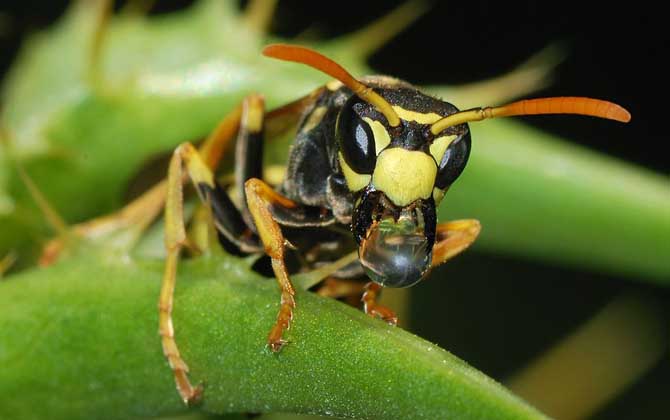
left=429, top=135, right=457, bottom=164
left=339, top=152, right=371, bottom=192
left=392, top=106, right=443, bottom=125
left=372, top=148, right=437, bottom=206
left=326, top=80, right=344, bottom=91
left=363, top=117, right=391, bottom=154
left=301, top=106, right=327, bottom=133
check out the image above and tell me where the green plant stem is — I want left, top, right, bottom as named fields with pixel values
left=507, top=293, right=667, bottom=420
left=441, top=119, right=670, bottom=281
left=0, top=252, right=549, bottom=420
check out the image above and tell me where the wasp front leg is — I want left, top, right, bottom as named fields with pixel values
left=244, top=177, right=337, bottom=351
left=431, top=219, right=481, bottom=267
left=362, top=282, right=398, bottom=325
left=317, top=277, right=396, bottom=324
left=244, top=179, right=301, bottom=352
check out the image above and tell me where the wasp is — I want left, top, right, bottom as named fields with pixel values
left=157, top=44, right=631, bottom=403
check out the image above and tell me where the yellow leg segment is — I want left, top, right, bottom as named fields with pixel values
left=431, top=219, right=481, bottom=267
left=159, top=142, right=217, bottom=405
left=37, top=89, right=320, bottom=266
left=244, top=178, right=299, bottom=352
left=38, top=101, right=244, bottom=266
left=158, top=94, right=270, bottom=404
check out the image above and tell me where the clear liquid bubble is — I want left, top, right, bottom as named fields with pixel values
left=359, top=215, right=432, bottom=288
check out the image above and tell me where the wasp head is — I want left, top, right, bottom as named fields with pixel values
left=336, top=87, right=472, bottom=287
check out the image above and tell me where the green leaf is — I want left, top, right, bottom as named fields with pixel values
left=0, top=251, right=549, bottom=420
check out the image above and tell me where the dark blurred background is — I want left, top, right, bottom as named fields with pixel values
left=1, top=1, right=668, bottom=419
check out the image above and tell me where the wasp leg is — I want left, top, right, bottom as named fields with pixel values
left=431, top=219, right=481, bottom=267
left=362, top=282, right=398, bottom=325
left=316, top=277, right=366, bottom=299
left=38, top=102, right=245, bottom=266
left=40, top=87, right=322, bottom=266
left=244, top=178, right=304, bottom=352
left=235, top=95, right=266, bottom=228
left=51, top=90, right=320, bottom=260
left=160, top=143, right=215, bottom=405
left=159, top=93, right=268, bottom=404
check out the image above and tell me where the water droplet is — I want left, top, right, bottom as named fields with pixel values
left=359, top=216, right=431, bottom=288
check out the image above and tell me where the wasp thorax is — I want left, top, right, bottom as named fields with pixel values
left=359, top=205, right=433, bottom=288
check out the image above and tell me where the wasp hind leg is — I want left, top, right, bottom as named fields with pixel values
left=245, top=178, right=305, bottom=352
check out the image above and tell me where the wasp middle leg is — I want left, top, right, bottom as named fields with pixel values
left=244, top=178, right=337, bottom=352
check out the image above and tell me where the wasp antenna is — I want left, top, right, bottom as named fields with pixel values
left=338, top=0, right=430, bottom=58
left=263, top=44, right=401, bottom=127
left=430, top=97, right=631, bottom=135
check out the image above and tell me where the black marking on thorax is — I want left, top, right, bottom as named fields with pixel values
left=280, top=86, right=351, bottom=212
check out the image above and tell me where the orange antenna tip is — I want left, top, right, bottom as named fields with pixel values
left=610, top=103, right=632, bottom=123
left=430, top=96, right=631, bottom=134
left=262, top=44, right=401, bottom=127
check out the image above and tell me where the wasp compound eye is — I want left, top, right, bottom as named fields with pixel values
left=359, top=211, right=433, bottom=288
left=435, top=131, right=471, bottom=189
left=336, top=97, right=376, bottom=174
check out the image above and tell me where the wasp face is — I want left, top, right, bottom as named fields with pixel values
left=351, top=189, right=436, bottom=287
left=336, top=90, right=471, bottom=287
